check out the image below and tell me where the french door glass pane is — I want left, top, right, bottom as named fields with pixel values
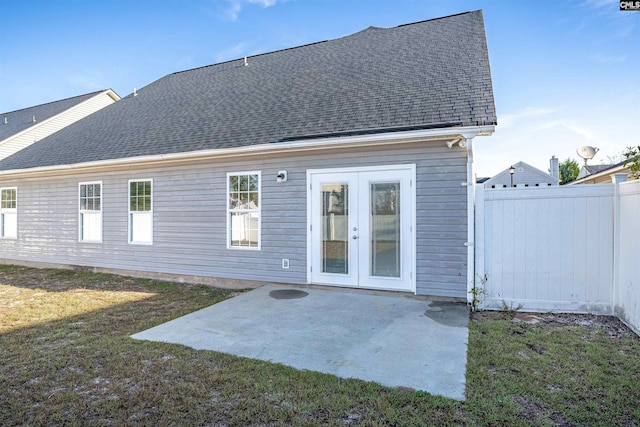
left=370, top=182, right=401, bottom=278
left=321, top=183, right=349, bottom=274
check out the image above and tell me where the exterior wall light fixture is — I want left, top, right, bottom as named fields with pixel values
left=276, top=171, right=288, bottom=183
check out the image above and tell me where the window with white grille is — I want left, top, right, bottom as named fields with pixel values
left=129, top=179, right=153, bottom=244
left=0, top=188, right=17, bottom=239
left=79, top=182, right=102, bottom=242
left=227, top=172, right=260, bottom=249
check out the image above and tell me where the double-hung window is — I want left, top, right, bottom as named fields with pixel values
left=129, top=179, right=153, bottom=244
left=227, top=172, right=260, bottom=249
left=0, top=188, right=17, bottom=239
left=79, top=182, right=102, bottom=242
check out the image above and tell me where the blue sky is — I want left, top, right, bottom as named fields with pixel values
left=0, top=0, right=638, bottom=177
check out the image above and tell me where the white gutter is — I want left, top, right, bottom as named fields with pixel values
left=0, top=125, right=494, bottom=177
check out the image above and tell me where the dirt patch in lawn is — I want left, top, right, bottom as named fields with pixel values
left=0, top=265, right=168, bottom=293
left=468, top=310, right=640, bottom=426
left=472, top=310, right=637, bottom=339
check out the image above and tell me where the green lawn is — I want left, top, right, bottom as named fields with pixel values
left=1, top=265, right=639, bottom=426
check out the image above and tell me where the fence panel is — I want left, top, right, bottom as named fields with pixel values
left=476, top=185, right=615, bottom=313
left=616, top=179, right=640, bottom=334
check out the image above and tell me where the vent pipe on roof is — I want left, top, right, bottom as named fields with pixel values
left=3, top=117, right=6, bottom=124
left=244, top=56, right=248, bottom=66
left=133, top=88, right=138, bottom=97
left=32, top=116, right=36, bottom=123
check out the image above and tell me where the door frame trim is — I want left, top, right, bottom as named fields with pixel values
left=306, top=164, right=416, bottom=293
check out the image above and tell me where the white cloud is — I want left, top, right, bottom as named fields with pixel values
left=474, top=115, right=633, bottom=179
left=67, top=70, right=107, bottom=91
left=248, top=0, right=277, bottom=5
left=224, top=0, right=278, bottom=21
left=475, top=110, right=611, bottom=178
left=534, top=120, right=598, bottom=141
left=498, top=107, right=559, bottom=129
left=225, top=3, right=241, bottom=21
left=589, top=54, right=627, bottom=63
left=214, top=42, right=247, bottom=63
left=583, top=0, right=618, bottom=9
left=176, top=56, right=196, bottom=69
left=581, top=0, right=638, bottom=39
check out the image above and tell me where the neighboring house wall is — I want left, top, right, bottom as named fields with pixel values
left=0, top=140, right=469, bottom=298
left=0, top=91, right=118, bottom=160
left=569, top=164, right=631, bottom=185
left=483, top=161, right=558, bottom=189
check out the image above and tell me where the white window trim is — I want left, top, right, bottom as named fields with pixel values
left=0, top=187, right=17, bottom=239
left=78, top=181, right=103, bottom=243
left=128, top=178, right=153, bottom=245
left=226, top=171, right=261, bottom=250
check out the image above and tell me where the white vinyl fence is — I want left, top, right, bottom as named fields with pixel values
left=475, top=176, right=639, bottom=334
left=615, top=179, right=640, bottom=333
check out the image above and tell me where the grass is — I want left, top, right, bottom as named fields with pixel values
left=1, top=265, right=639, bottom=426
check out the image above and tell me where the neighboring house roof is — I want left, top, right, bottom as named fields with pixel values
left=0, top=10, right=495, bottom=173
left=0, top=92, right=99, bottom=141
left=0, top=89, right=120, bottom=161
left=483, top=161, right=559, bottom=188
left=569, top=161, right=631, bottom=185
left=576, top=164, right=613, bottom=180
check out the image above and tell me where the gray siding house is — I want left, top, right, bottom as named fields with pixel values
left=483, top=160, right=560, bottom=189
left=0, top=11, right=496, bottom=299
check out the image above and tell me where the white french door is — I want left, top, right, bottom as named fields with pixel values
left=308, top=166, right=415, bottom=292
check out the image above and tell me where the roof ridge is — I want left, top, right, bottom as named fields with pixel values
left=169, top=39, right=330, bottom=77
left=396, top=10, right=479, bottom=28
left=1, top=89, right=110, bottom=115
left=168, top=11, right=480, bottom=78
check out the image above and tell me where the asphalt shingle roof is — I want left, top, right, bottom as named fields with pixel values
left=0, top=91, right=104, bottom=142
left=0, top=11, right=496, bottom=172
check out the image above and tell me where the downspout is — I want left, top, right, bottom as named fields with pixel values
left=463, top=136, right=475, bottom=305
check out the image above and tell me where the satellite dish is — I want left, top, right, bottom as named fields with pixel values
left=577, top=146, right=599, bottom=165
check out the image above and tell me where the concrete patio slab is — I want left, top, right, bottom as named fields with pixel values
left=131, top=285, right=469, bottom=400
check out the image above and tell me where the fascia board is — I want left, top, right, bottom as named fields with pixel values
left=0, top=125, right=495, bottom=178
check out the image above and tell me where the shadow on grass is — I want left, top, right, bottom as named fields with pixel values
left=3, top=265, right=640, bottom=426
left=0, top=265, right=460, bottom=426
